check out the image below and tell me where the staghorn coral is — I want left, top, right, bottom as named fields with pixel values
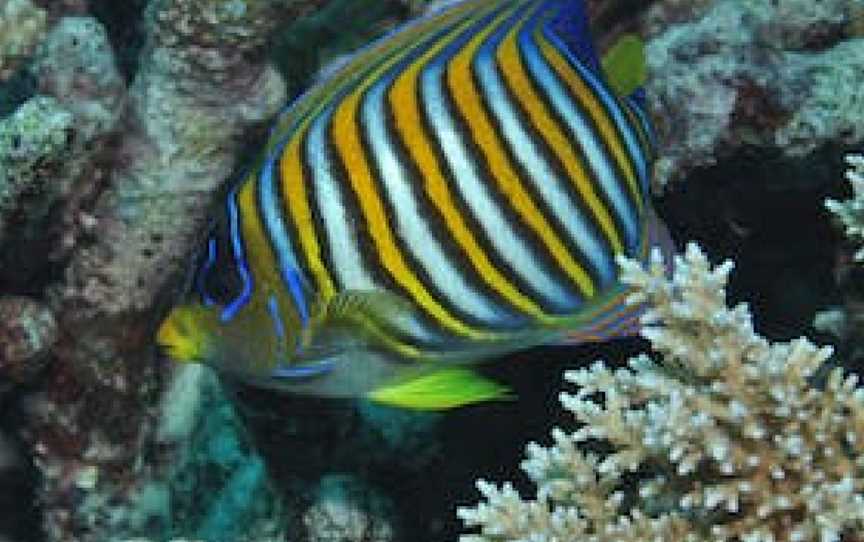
left=826, top=152, right=864, bottom=262
left=458, top=244, right=864, bottom=542
left=818, top=151, right=864, bottom=373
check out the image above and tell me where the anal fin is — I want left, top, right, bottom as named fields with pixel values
left=367, top=367, right=513, bottom=410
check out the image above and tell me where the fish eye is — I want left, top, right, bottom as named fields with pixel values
left=193, top=232, right=246, bottom=306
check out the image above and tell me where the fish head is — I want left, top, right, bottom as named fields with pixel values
left=155, top=284, right=411, bottom=393
left=156, top=287, right=324, bottom=382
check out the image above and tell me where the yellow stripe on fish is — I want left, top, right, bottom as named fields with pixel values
left=329, top=6, right=503, bottom=341
left=388, top=3, right=565, bottom=327
left=537, top=22, right=646, bottom=210
left=447, top=4, right=600, bottom=300
left=496, top=4, right=624, bottom=255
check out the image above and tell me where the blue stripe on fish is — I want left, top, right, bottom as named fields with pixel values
left=525, top=10, right=640, bottom=253
left=267, top=294, right=286, bottom=340
left=473, top=2, right=585, bottom=308
left=221, top=187, right=254, bottom=322
left=420, top=4, right=577, bottom=313
left=270, top=359, right=336, bottom=379
left=362, top=21, right=528, bottom=330
left=196, top=236, right=218, bottom=307
left=476, top=2, right=615, bottom=293
left=542, top=19, right=651, bottom=202
left=258, top=142, right=311, bottom=327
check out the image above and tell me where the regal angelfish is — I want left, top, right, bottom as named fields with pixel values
left=157, top=0, right=671, bottom=409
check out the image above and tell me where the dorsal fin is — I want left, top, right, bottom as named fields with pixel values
left=601, top=33, right=647, bottom=98
left=547, top=0, right=602, bottom=74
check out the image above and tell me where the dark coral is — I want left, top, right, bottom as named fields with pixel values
left=0, top=296, right=57, bottom=387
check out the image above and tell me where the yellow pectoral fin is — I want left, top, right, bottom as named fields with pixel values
left=367, top=367, right=514, bottom=410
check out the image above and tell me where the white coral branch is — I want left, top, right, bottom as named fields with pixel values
left=459, top=244, right=864, bottom=542
left=826, top=152, right=864, bottom=261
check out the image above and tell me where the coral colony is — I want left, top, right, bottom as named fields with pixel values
left=458, top=243, right=864, bottom=542
left=1, top=0, right=864, bottom=541
left=826, top=154, right=864, bottom=262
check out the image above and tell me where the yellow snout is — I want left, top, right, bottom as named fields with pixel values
left=157, top=304, right=213, bottom=362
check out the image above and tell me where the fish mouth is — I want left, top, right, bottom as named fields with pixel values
left=269, top=358, right=336, bottom=380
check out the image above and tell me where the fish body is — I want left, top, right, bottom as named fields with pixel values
left=157, top=0, right=669, bottom=409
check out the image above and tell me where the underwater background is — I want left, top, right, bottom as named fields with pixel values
left=1, top=0, right=864, bottom=541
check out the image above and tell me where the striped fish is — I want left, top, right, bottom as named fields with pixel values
left=157, top=0, right=671, bottom=410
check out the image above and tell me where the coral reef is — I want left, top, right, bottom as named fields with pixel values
left=0, top=296, right=57, bottom=389
left=458, top=244, right=864, bottom=541
left=826, top=152, right=864, bottom=262
left=302, top=474, right=396, bottom=542
left=0, top=0, right=334, bottom=540
left=0, top=96, right=73, bottom=246
left=154, top=365, right=287, bottom=542
left=817, top=150, right=864, bottom=379
left=0, top=0, right=47, bottom=82
left=0, top=14, right=125, bottom=268
left=19, top=362, right=285, bottom=542
left=1, top=0, right=863, bottom=540
left=2, top=1, right=461, bottom=539
left=644, top=0, right=864, bottom=188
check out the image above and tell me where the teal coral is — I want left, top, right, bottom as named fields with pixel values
left=194, top=453, right=274, bottom=541
left=155, top=365, right=286, bottom=542
left=0, top=96, right=72, bottom=242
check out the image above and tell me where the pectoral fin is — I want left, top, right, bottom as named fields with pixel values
left=323, top=290, right=413, bottom=324
left=312, top=289, right=425, bottom=358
